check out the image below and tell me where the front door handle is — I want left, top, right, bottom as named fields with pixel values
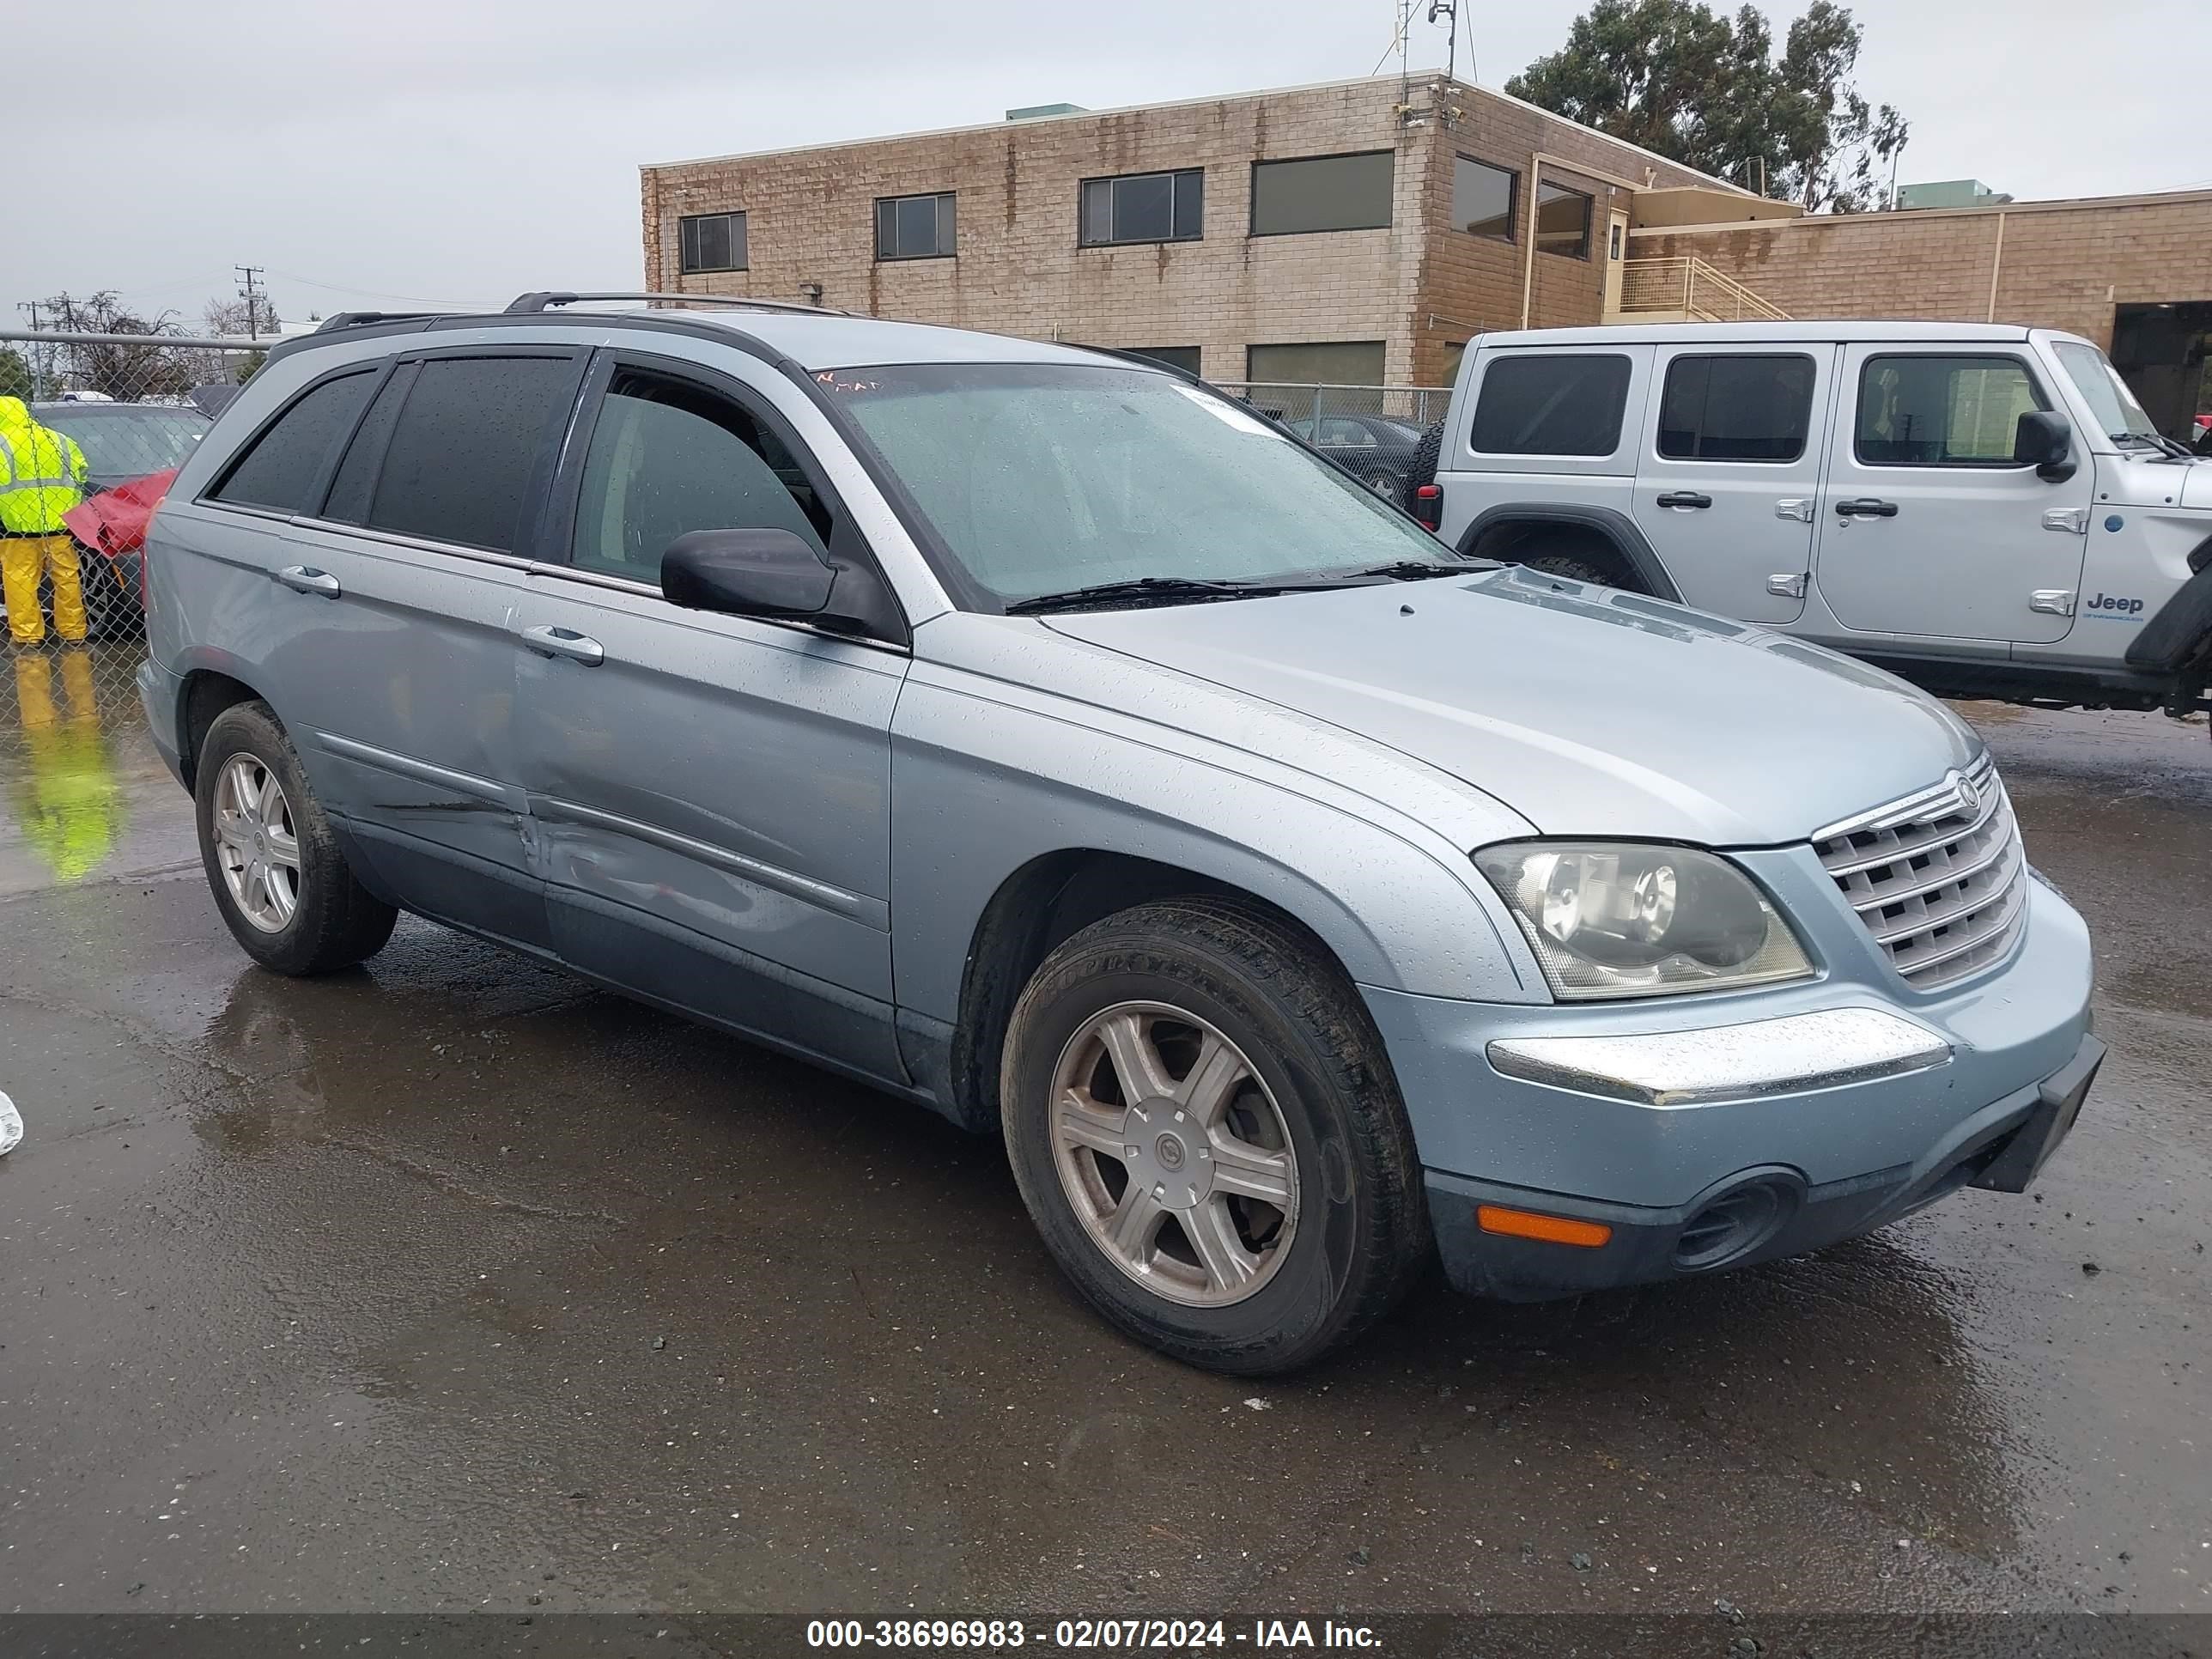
left=275, top=564, right=340, bottom=599
left=1655, top=490, right=1713, bottom=510
left=520, top=623, right=605, bottom=666
left=1835, top=497, right=1899, bottom=519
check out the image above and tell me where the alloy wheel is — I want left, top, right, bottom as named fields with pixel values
left=212, top=754, right=301, bottom=933
left=1048, top=1001, right=1299, bottom=1307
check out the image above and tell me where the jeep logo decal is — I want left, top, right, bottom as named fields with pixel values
left=2084, top=592, right=2146, bottom=616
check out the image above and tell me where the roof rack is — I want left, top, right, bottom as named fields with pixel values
left=312, top=311, right=446, bottom=333
left=505, top=290, right=852, bottom=318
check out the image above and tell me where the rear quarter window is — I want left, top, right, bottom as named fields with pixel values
left=1469, top=354, right=1632, bottom=456
left=208, top=370, right=378, bottom=513
left=360, top=356, right=578, bottom=552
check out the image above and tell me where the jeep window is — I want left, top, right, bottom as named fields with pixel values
left=569, top=369, right=830, bottom=580
left=361, top=356, right=577, bottom=552
left=208, top=370, right=377, bottom=513
left=1469, top=353, right=1632, bottom=456
left=818, top=362, right=1443, bottom=605
left=1856, top=355, right=2047, bottom=466
left=2051, top=341, right=2162, bottom=444
left=1658, top=355, right=1817, bottom=462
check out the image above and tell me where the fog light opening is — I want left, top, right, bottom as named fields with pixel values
left=1673, top=1178, right=1793, bottom=1272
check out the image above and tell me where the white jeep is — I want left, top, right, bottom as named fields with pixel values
left=1414, top=321, right=2212, bottom=726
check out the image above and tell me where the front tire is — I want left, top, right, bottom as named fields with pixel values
left=195, top=702, right=398, bottom=975
left=1001, top=898, right=1428, bottom=1374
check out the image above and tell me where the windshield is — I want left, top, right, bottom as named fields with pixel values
left=2052, top=342, right=2161, bottom=443
left=39, top=405, right=210, bottom=477
left=817, top=362, right=1447, bottom=605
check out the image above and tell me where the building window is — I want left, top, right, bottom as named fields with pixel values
left=1126, top=346, right=1202, bottom=375
left=1081, top=170, right=1203, bottom=246
left=876, top=191, right=957, bottom=261
left=1658, top=355, right=1819, bottom=461
left=1249, top=152, right=1395, bottom=237
left=1470, top=353, right=1632, bottom=455
left=679, top=212, right=747, bottom=274
left=1856, top=355, right=2048, bottom=466
left=1450, top=156, right=1516, bottom=240
left=1245, top=342, right=1387, bottom=386
left=1535, top=180, right=1591, bottom=259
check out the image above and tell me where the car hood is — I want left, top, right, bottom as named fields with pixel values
left=1042, top=567, right=1980, bottom=846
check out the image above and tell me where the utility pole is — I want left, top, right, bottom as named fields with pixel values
left=235, top=264, right=266, bottom=341
left=15, top=300, right=47, bottom=398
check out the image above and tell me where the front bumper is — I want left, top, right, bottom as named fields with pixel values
left=1364, top=877, right=2099, bottom=1301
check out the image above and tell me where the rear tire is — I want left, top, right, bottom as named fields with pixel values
left=1000, top=898, right=1429, bottom=1375
left=195, top=702, right=398, bottom=975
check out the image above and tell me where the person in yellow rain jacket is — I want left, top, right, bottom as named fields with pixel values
left=9, top=647, right=123, bottom=883
left=0, top=395, right=91, bottom=646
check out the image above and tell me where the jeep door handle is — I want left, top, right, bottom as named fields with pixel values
left=520, top=623, right=605, bottom=666
left=275, top=564, right=341, bottom=598
left=1835, top=497, right=1899, bottom=519
left=1655, top=491, right=1712, bottom=510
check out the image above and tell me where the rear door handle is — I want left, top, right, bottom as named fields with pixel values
left=520, top=623, right=605, bottom=666
left=1655, top=491, right=1712, bottom=510
left=275, top=564, right=341, bottom=598
left=1835, top=497, right=1899, bottom=519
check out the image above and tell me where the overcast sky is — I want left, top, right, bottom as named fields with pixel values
left=5, top=0, right=2197, bottom=334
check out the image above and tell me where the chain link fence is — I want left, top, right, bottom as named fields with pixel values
left=2, top=329, right=266, bottom=891
left=1215, top=381, right=1448, bottom=500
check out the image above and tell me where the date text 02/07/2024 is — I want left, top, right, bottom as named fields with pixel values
left=803, top=1618, right=1382, bottom=1650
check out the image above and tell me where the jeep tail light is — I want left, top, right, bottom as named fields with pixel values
left=1413, top=483, right=1442, bottom=533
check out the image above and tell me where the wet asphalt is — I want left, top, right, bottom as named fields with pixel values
left=0, top=646, right=2207, bottom=1623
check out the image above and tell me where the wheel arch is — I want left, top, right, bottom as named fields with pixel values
left=1456, top=503, right=1680, bottom=600
left=942, top=849, right=1358, bottom=1137
left=175, top=665, right=270, bottom=793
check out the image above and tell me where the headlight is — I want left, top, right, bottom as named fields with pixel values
left=1474, top=842, right=1815, bottom=1000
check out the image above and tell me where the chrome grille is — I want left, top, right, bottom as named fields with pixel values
left=1813, top=754, right=2027, bottom=990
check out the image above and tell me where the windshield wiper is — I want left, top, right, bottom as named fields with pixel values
left=2113, top=431, right=2191, bottom=459
left=1328, top=558, right=1495, bottom=581
left=1004, top=575, right=1313, bottom=615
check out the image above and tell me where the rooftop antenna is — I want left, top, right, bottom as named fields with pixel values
left=1429, top=0, right=1460, bottom=83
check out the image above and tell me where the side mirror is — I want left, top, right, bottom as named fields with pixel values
left=2014, top=410, right=2075, bottom=482
left=661, top=527, right=836, bottom=619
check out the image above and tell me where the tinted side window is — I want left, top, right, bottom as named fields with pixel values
left=1657, top=355, right=1817, bottom=461
left=570, top=371, right=831, bottom=580
left=1856, top=355, right=2046, bottom=466
left=210, top=371, right=376, bottom=512
left=1470, top=354, right=1632, bottom=456
left=365, top=356, right=576, bottom=551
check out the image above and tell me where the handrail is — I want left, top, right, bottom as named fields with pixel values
left=1613, top=257, right=1790, bottom=322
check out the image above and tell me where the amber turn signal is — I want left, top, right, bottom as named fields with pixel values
left=1476, top=1204, right=1613, bottom=1249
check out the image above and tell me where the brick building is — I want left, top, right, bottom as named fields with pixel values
left=641, top=76, right=2211, bottom=433
left=1642, top=190, right=2212, bottom=437
left=639, top=74, right=1744, bottom=390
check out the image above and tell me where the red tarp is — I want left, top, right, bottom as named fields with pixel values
left=63, top=468, right=178, bottom=559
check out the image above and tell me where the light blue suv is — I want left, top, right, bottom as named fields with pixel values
left=137, top=295, right=2101, bottom=1373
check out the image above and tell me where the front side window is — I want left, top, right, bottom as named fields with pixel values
left=1856, top=355, right=2047, bottom=466
left=1450, top=155, right=1516, bottom=240
left=363, top=356, right=576, bottom=551
left=570, top=370, right=830, bottom=580
left=1081, top=170, right=1203, bottom=246
left=679, top=212, right=747, bottom=274
left=1657, top=355, right=1818, bottom=461
left=1469, top=353, right=1632, bottom=456
left=1250, top=152, right=1394, bottom=236
left=817, top=362, right=1443, bottom=605
left=209, top=370, right=376, bottom=513
left=876, top=192, right=956, bottom=261
left=1535, top=180, right=1591, bottom=259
